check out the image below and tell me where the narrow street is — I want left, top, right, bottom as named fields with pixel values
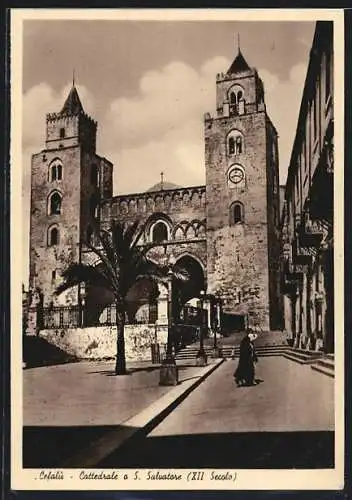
left=100, top=357, right=334, bottom=468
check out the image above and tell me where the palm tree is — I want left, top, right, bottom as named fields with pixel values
left=55, top=220, right=188, bottom=375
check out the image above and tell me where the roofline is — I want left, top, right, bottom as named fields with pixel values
left=101, top=184, right=206, bottom=203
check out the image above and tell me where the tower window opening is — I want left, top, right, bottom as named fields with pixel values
left=227, top=130, right=244, bottom=156
left=48, top=226, right=59, bottom=246
left=229, top=137, right=235, bottom=155
left=60, top=128, right=65, bottom=139
left=230, top=202, right=244, bottom=225
left=228, top=86, right=244, bottom=115
left=52, top=270, right=56, bottom=280
left=57, top=164, right=62, bottom=180
left=49, top=160, right=63, bottom=182
left=152, top=221, right=168, bottom=243
left=49, top=192, right=62, bottom=215
left=236, top=136, right=243, bottom=154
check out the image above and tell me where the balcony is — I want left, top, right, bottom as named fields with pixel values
left=284, top=259, right=305, bottom=280
left=292, top=236, right=312, bottom=266
left=297, top=213, right=325, bottom=248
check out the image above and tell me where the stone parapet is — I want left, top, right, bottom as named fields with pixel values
left=39, top=324, right=168, bottom=361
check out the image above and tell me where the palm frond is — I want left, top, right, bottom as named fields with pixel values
left=123, top=221, right=141, bottom=250
left=85, top=240, right=120, bottom=292
left=55, top=263, right=113, bottom=296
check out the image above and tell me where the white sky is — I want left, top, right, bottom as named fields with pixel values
left=21, top=18, right=316, bottom=285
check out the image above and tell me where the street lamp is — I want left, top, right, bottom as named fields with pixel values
left=80, top=282, right=86, bottom=328
left=196, top=289, right=208, bottom=366
left=165, top=260, right=175, bottom=363
left=213, top=295, right=222, bottom=351
left=159, top=253, right=178, bottom=386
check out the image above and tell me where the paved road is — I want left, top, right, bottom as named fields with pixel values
left=23, top=359, right=207, bottom=467
left=100, top=357, right=334, bottom=468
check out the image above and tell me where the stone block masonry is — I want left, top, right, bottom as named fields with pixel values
left=39, top=324, right=168, bottom=361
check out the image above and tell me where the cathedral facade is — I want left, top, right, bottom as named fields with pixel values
left=29, top=48, right=283, bottom=332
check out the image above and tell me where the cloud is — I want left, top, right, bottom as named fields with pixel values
left=21, top=56, right=308, bottom=283
left=23, top=82, right=95, bottom=150
left=102, top=56, right=229, bottom=193
left=21, top=82, right=96, bottom=285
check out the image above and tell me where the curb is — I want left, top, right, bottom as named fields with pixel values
left=63, top=358, right=225, bottom=468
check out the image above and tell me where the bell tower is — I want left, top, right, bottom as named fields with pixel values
left=204, top=48, right=282, bottom=331
left=29, top=83, right=113, bottom=307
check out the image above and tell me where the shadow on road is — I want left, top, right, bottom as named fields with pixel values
left=23, top=425, right=120, bottom=468
left=99, top=430, right=334, bottom=469
left=87, top=364, right=198, bottom=376
left=23, top=425, right=334, bottom=469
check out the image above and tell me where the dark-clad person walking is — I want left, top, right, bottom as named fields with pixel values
left=234, top=331, right=258, bottom=386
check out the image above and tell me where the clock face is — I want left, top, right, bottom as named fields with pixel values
left=229, top=167, right=244, bottom=185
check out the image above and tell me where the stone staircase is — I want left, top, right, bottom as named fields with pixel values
left=175, top=335, right=335, bottom=378
left=310, top=354, right=335, bottom=378
left=282, top=348, right=322, bottom=364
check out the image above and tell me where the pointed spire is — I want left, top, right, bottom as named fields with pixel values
left=227, top=37, right=251, bottom=76
left=60, top=80, right=84, bottom=115
left=72, top=68, right=75, bottom=87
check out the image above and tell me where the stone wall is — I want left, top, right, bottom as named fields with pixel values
left=39, top=324, right=168, bottom=361
left=205, top=110, right=271, bottom=329
left=99, top=186, right=207, bottom=246
left=30, top=146, right=83, bottom=306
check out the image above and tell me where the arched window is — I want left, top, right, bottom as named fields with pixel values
left=48, top=226, right=59, bottom=246
left=49, top=159, right=63, bottom=182
left=227, top=130, right=244, bottom=156
left=49, top=192, right=62, bottom=215
left=228, top=85, right=245, bottom=115
left=91, top=164, right=99, bottom=186
left=152, top=221, right=168, bottom=243
left=174, top=226, right=185, bottom=240
left=186, top=225, right=196, bottom=239
left=60, top=127, right=65, bottom=139
left=230, top=202, right=244, bottom=225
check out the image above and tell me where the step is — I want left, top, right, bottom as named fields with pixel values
left=311, top=363, right=334, bottom=378
left=291, top=348, right=322, bottom=357
left=290, top=349, right=322, bottom=359
left=283, top=353, right=311, bottom=365
left=177, top=345, right=299, bottom=356
left=315, top=358, right=335, bottom=370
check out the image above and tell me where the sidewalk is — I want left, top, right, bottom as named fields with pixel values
left=23, top=358, right=222, bottom=467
